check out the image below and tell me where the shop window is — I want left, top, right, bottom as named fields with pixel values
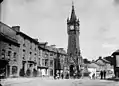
left=50, top=70, right=53, bottom=76
left=12, top=66, right=17, bottom=75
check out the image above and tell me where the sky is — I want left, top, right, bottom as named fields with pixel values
left=1, top=0, right=119, bottom=60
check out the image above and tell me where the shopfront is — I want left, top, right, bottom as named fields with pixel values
left=0, top=60, right=8, bottom=78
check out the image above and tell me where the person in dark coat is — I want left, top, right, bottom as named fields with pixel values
left=100, top=70, right=103, bottom=79
left=61, top=73, right=64, bottom=79
left=103, top=70, right=106, bottom=79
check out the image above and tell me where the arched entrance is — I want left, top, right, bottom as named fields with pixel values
left=69, top=65, right=74, bottom=77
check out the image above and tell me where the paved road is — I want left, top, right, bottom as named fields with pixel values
left=2, top=77, right=119, bottom=86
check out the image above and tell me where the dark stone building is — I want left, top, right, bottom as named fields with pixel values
left=67, top=3, right=83, bottom=77
left=112, top=50, right=119, bottom=78
left=0, top=22, right=20, bottom=78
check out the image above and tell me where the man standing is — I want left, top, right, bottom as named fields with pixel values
left=100, top=70, right=103, bottom=79
left=61, top=72, right=64, bottom=79
left=103, top=70, right=106, bottom=79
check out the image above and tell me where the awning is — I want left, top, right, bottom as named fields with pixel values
left=37, top=66, right=48, bottom=69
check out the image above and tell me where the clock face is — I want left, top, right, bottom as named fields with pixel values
left=70, top=25, right=74, bottom=30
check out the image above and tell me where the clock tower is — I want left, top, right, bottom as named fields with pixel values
left=67, top=3, right=82, bottom=77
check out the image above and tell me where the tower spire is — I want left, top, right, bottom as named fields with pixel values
left=70, top=1, right=77, bottom=23
left=72, top=0, right=74, bottom=7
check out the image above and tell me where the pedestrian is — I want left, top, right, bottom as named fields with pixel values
left=103, top=70, right=106, bottom=79
left=81, top=69, right=84, bottom=79
left=89, top=72, right=93, bottom=79
left=66, top=72, right=69, bottom=79
left=61, top=73, right=64, bottom=79
left=100, top=70, right=103, bottom=79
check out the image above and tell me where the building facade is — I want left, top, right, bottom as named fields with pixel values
left=0, top=22, right=20, bottom=78
left=37, top=44, right=67, bottom=78
left=37, top=43, right=50, bottom=77
left=14, top=27, right=39, bottom=77
left=67, top=3, right=83, bottom=77
left=0, top=22, right=67, bottom=78
left=95, top=57, right=112, bottom=71
left=112, top=50, right=119, bottom=78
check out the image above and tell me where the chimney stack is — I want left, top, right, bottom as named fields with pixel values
left=12, top=26, right=20, bottom=32
left=50, top=45, right=56, bottom=48
left=34, top=38, right=38, bottom=42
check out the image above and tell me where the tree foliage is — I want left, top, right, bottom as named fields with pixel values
left=83, top=58, right=91, bottom=64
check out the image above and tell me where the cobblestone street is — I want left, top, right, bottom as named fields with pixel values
left=1, top=77, right=119, bottom=86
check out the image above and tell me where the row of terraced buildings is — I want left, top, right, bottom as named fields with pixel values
left=0, top=22, right=67, bottom=78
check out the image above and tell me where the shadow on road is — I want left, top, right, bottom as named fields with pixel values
left=106, top=77, right=119, bottom=82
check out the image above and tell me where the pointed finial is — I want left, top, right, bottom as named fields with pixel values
left=72, top=0, right=74, bottom=7
left=70, top=0, right=77, bottom=23
left=72, top=0, right=74, bottom=9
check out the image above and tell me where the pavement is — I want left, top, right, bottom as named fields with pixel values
left=1, top=76, right=119, bottom=86
left=1, top=77, right=54, bottom=86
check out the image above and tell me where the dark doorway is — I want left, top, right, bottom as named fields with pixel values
left=0, top=60, right=9, bottom=78
left=70, top=65, right=74, bottom=77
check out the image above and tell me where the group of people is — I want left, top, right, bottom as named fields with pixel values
left=54, top=70, right=65, bottom=79
left=88, top=69, right=107, bottom=80
left=100, top=70, right=106, bottom=79
left=54, top=69, right=107, bottom=80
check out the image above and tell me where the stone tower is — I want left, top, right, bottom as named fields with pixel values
left=67, top=2, right=82, bottom=77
